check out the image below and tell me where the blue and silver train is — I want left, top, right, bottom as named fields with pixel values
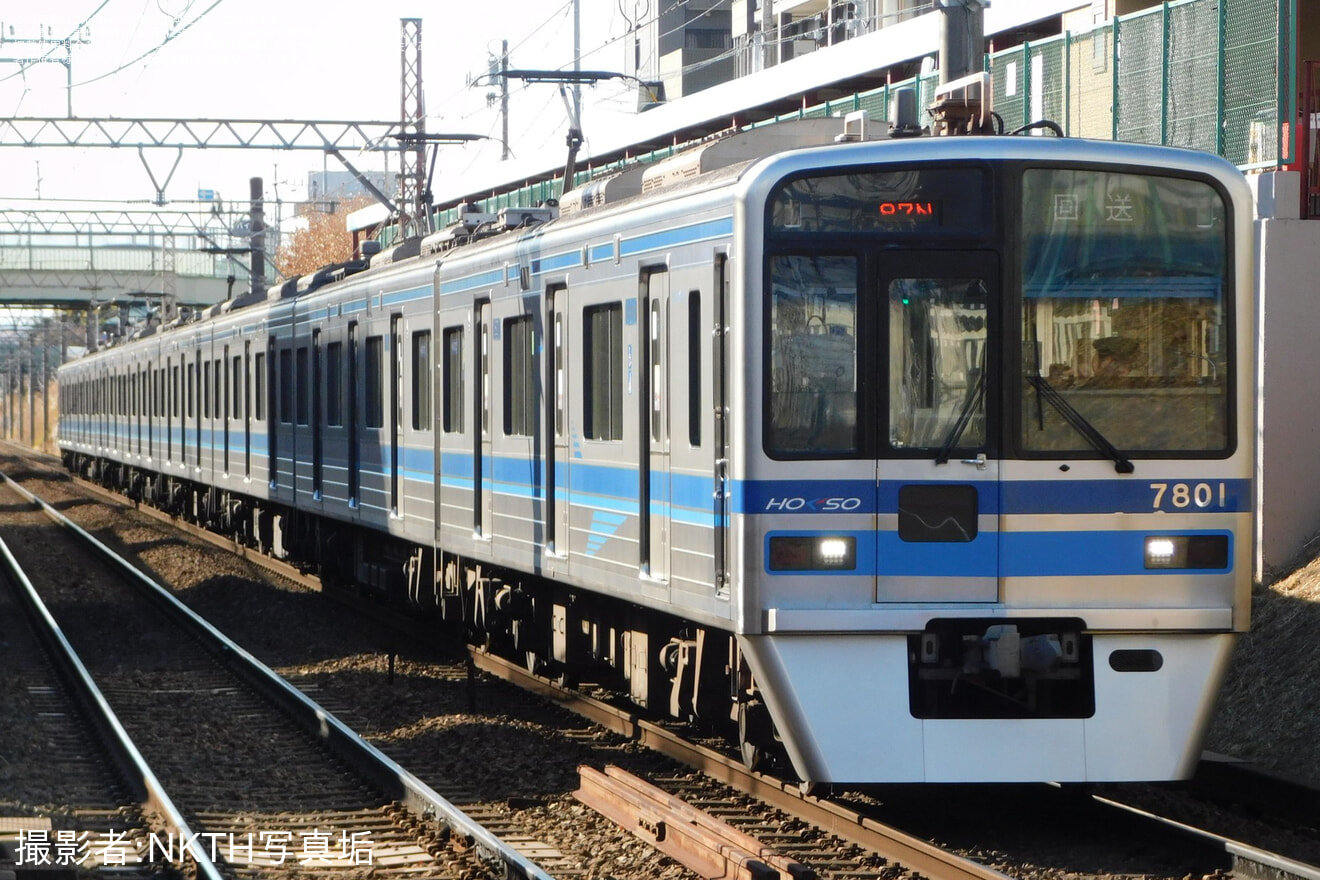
left=58, top=117, right=1254, bottom=783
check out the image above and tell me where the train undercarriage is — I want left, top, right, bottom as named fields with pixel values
left=62, top=451, right=785, bottom=773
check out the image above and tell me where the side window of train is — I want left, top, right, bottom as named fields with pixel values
left=253, top=352, right=265, bottom=421
left=412, top=330, right=432, bottom=431
left=202, top=361, right=211, bottom=419
left=232, top=355, right=243, bottom=419
left=279, top=348, right=293, bottom=424
left=442, top=326, right=464, bottom=433
left=326, top=341, right=343, bottom=426
left=365, top=335, right=384, bottom=428
left=583, top=302, right=623, bottom=441
left=688, top=291, right=702, bottom=448
left=503, top=315, right=535, bottom=437
left=296, top=346, right=310, bottom=426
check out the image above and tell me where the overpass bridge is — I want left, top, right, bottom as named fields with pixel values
left=0, top=241, right=240, bottom=307
left=0, top=239, right=244, bottom=348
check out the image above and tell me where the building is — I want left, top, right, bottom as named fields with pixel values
left=306, top=169, right=398, bottom=205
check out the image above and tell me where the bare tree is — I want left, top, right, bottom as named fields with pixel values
left=275, top=194, right=376, bottom=277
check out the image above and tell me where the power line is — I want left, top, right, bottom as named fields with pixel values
left=72, top=0, right=227, bottom=87
left=0, top=0, right=112, bottom=86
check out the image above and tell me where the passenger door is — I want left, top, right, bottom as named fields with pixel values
left=547, top=286, right=569, bottom=557
left=877, top=252, right=999, bottom=603
left=477, top=300, right=493, bottom=538
left=640, top=268, right=670, bottom=581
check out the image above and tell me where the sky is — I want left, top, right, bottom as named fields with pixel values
left=0, top=0, right=652, bottom=211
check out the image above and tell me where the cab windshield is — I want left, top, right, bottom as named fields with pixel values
left=1019, top=169, right=1230, bottom=454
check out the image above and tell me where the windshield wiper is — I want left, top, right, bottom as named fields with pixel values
left=935, top=367, right=986, bottom=465
left=1027, top=373, right=1135, bottom=474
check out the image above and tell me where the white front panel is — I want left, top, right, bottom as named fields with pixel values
left=741, top=629, right=1237, bottom=783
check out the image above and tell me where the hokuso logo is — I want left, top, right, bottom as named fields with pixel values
left=763, top=496, right=863, bottom=511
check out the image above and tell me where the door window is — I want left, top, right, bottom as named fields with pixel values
left=888, top=277, right=988, bottom=450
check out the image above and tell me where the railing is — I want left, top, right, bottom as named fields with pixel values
left=429, top=0, right=1295, bottom=233
left=988, top=0, right=1293, bottom=170
left=0, top=242, right=251, bottom=280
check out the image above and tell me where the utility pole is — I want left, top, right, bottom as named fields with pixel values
left=41, top=326, right=48, bottom=452
left=485, top=40, right=512, bottom=160
left=249, top=177, right=266, bottom=300
left=572, top=1, right=582, bottom=128
left=501, top=40, right=510, bottom=160
left=25, top=337, right=33, bottom=449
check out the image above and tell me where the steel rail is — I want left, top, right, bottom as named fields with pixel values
left=0, top=533, right=225, bottom=880
left=0, top=472, right=555, bottom=880
left=469, top=649, right=1013, bottom=880
left=1091, top=791, right=1320, bottom=880
left=40, top=458, right=1320, bottom=880
left=1226, top=842, right=1320, bottom=880
left=38, top=464, right=1007, bottom=880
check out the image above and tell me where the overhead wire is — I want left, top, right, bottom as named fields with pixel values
left=0, top=0, right=115, bottom=86
left=435, top=0, right=574, bottom=105
left=448, top=0, right=943, bottom=176
left=72, top=0, right=227, bottom=87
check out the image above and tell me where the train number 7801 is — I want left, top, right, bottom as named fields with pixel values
left=1149, top=482, right=1227, bottom=510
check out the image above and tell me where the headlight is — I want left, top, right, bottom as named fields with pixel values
left=769, top=535, right=857, bottom=571
left=1144, top=535, right=1229, bottom=569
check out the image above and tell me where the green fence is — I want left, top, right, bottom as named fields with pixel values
left=991, top=0, right=1292, bottom=169
left=424, top=0, right=1292, bottom=231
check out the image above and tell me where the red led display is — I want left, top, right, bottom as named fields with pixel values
left=878, top=200, right=939, bottom=218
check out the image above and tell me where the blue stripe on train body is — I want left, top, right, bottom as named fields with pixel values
left=734, top=478, right=1251, bottom=515
left=762, top=529, right=1234, bottom=577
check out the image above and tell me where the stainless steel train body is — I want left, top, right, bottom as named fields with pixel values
left=58, top=126, right=1255, bottom=784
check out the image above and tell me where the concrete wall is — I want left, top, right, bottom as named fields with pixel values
left=1254, top=173, right=1320, bottom=578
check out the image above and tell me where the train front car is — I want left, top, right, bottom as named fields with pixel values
left=733, top=136, right=1253, bottom=784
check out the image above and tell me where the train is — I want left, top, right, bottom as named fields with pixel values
left=57, top=114, right=1255, bottom=784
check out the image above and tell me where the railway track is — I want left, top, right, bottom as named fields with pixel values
left=0, top=535, right=156, bottom=876
left=4, top=445, right=1320, bottom=880
left=0, top=468, right=553, bottom=880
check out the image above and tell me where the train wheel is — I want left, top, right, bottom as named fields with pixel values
left=737, top=699, right=772, bottom=772
left=523, top=650, right=544, bottom=676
